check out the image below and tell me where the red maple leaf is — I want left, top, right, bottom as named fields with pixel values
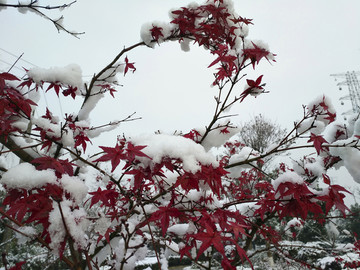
left=8, top=261, right=26, bottom=270
left=183, top=129, right=202, bottom=142
left=325, top=111, right=336, bottom=123
left=124, top=56, right=136, bottom=76
left=18, top=78, right=34, bottom=89
left=149, top=204, right=182, bottom=236
left=276, top=182, right=323, bottom=220
left=150, top=25, right=164, bottom=41
left=318, top=184, right=350, bottom=215
left=243, top=42, right=272, bottom=69
left=74, top=132, right=92, bottom=152
left=62, top=86, right=77, bottom=99
left=0, top=72, right=20, bottom=90
left=240, top=75, right=264, bottom=102
left=227, top=221, right=247, bottom=239
left=199, top=164, right=227, bottom=197
left=95, top=144, right=127, bottom=172
left=192, top=223, right=227, bottom=259
left=96, top=227, right=115, bottom=245
left=175, top=172, right=200, bottom=192
left=89, top=187, right=119, bottom=208
left=32, top=156, right=65, bottom=175
left=46, top=82, right=62, bottom=96
left=308, top=133, right=328, bottom=154
left=230, top=16, right=253, bottom=25
left=32, top=156, right=75, bottom=177
left=323, top=173, right=331, bottom=185
left=125, top=142, right=151, bottom=162
left=220, top=127, right=230, bottom=134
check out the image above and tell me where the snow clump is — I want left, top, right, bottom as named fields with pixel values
left=27, top=64, right=83, bottom=89
left=0, top=163, right=57, bottom=189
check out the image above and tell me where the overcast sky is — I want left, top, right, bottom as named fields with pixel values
left=1, top=0, right=360, bottom=131
left=1, top=0, right=360, bottom=201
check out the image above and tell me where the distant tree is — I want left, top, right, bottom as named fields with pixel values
left=1, top=1, right=360, bottom=270
left=238, top=114, right=287, bottom=154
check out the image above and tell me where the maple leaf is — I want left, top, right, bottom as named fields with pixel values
left=124, top=56, right=136, bottom=76
left=150, top=25, right=164, bottom=41
left=175, top=172, right=200, bottom=192
left=227, top=221, right=247, bottom=239
left=125, top=167, right=155, bottom=191
left=276, top=182, right=324, bottom=220
left=199, top=164, right=227, bottom=197
left=150, top=204, right=182, bottom=236
left=8, top=261, right=26, bottom=270
left=243, top=42, right=272, bottom=69
left=125, top=142, right=151, bottom=162
left=62, top=86, right=77, bottom=99
left=96, top=227, right=115, bottom=245
left=18, top=78, right=34, bottom=89
left=192, top=223, right=226, bottom=259
left=32, top=156, right=65, bottom=175
left=74, top=132, right=92, bottom=152
left=183, top=129, right=202, bottom=142
left=3, top=190, right=30, bottom=222
left=319, top=96, right=329, bottom=111
left=179, top=244, right=193, bottom=260
left=4, top=87, right=37, bottom=118
left=95, top=144, right=126, bottom=172
left=46, top=82, right=62, bottom=96
left=325, top=111, right=336, bottom=123
left=96, top=83, right=117, bottom=98
left=42, top=107, right=57, bottom=123
left=308, top=133, right=329, bottom=154
left=323, top=173, right=331, bottom=185
left=89, top=187, right=119, bottom=208
left=318, top=184, right=350, bottom=215
left=230, top=16, right=253, bottom=25
left=0, top=72, right=20, bottom=89
left=240, top=75, right=265, bottom=102
left=220, top=127, right=230, bottom=134
left=32, top=156, right=75, bottom=177
left=0, top=72, right=20, bottom=81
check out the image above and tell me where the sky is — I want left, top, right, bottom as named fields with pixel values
left=1, top=0, right=360, bottom=202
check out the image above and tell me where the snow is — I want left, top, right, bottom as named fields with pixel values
left=77, top=92, right=104, bottom=120
left=130, top=133, right=218, bottom=173
left=233, top=202, right=259, bottom=216
left=285, top=218, right=303, bottom=230
left=94, top=214, right=112, bottom=236
left=59, top=175, right=88, bottom=204
left=199, top=124, right=240, bottom=151
left=180, top=38, right=191, bottom=52
left=87, top=121, right=121, bottom=138
left=323, top=121, right=347, bottom=143
left=0, top=0, right=7, bottom=11
left=307, top=95, right=336, bottom=124
left=97, top=64, right=123, bottom=83
left=48, top=200, right=89, bottom=254
left=0, top=162, right=56, bottom=189
left=160, top=249, right=169, bottom=270
left=330, top=143, right=360, bottom=183
left=272, top=171, right=304, bottom=192
left=227, top=147, right=259, bottom=177
left=140, top=21, right=173, bottom=48
left=15, top=226, right=37, bottom=244
left=27, top=64, right=83, bottom=88
left=32, top=117, right=61, bottom=138
left=325, top=222, right=339, bottom=240
left=114, top=236, right=148, bottom=269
